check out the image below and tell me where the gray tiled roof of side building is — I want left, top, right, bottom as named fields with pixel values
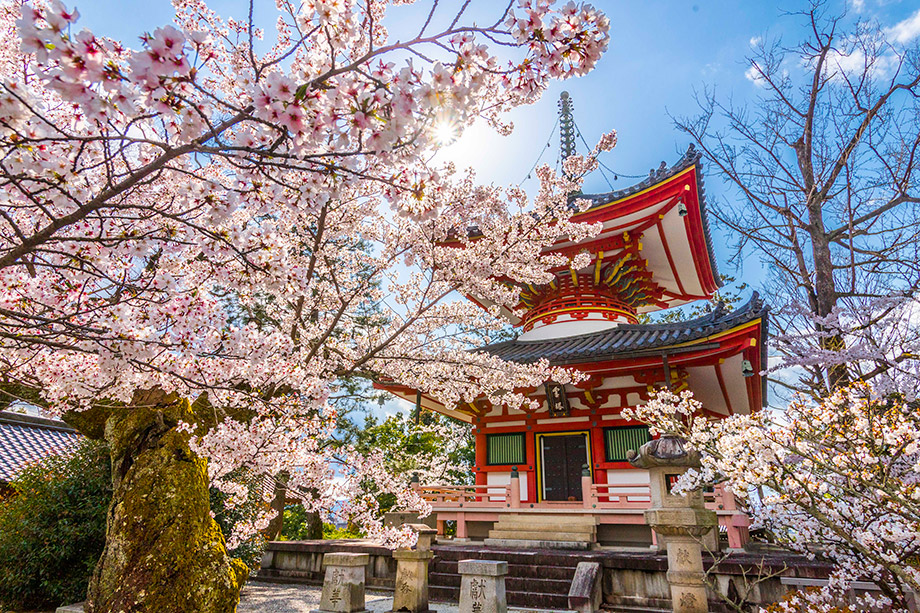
left=0, top=411, right=80, bottom=482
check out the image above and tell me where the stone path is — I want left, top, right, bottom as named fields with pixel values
left=238, top=582, right=560, bottom=613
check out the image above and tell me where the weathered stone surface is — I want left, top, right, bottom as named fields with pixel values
left=389, top=549, right=434, bottom=613
left=482, top=538, right=591, bottom=550
left=313, top=553, right=370, bottom=613
left=458, top=560, right=508, bottom=613
left=55, top=604, right=85, bottom=613
left=79, top=390, right=247, bottom=613
left=383, top=512, right=437, bottom=530
left=257, top=540, right=397, bottom=588
left=631, top=434, right=713, bottom=612
left=567, top=562, right=601, bottom=613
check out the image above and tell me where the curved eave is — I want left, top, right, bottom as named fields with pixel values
left=460, top=147, right=723, bottom=324
left=571, top=156, right=721, bottom=299
left=371, top=381, right=472, bottom=423
left=375, top=297, right=770, bottom=419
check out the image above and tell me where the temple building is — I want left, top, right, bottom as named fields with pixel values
left=379, top=109, right=768, bottom=549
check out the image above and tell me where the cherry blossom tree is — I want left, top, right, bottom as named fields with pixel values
left=626, top=387, right=920, bottom=612
left=0, top=0, right=612, bottom=609
left=673, top=4, right=920, bottom=396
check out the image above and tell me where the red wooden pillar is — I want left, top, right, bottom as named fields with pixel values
left=525, top=430, right=537, bottom=503
left=590, top=425, right=608, bottom=501
left=474, top=428, right=487, bottom=502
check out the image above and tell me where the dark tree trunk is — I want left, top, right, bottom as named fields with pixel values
left=263, top=474, right=287, bottom=541
left=67, top=389, right=247, bottom=613
left=807, top=200, right=850, bottom=391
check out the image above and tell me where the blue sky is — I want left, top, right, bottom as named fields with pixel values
left=70, top=0, right=920, bottom=291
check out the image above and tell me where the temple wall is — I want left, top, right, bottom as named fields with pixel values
left=486, top=470, right=529, bottom=501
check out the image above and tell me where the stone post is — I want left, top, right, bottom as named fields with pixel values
left=509, top=466, right=521, bottom=509
left=312, top=552, right=370, bottom=613
left=581, top=464, right=593, bottom=508
left=628, top=435, right=717, bottom=613
left=389, top=524, right=437, bottom=613
left=458, top=560, right=508, bottom=613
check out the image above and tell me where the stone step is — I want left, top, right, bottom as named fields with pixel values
left=483, top=538, right=592, bottom=550
left=431, top=561, right=578, bottom=581
left=429, top=585, right=571, bottom=611
left=492, top=521, right=597, bottom=534
left=429, top=571, right=573, bottom=594
left=432, top=546, right=607, bottom=567
left=494, top=514, right=598, bottom=525
left=487, top=530, right=595, bottom=542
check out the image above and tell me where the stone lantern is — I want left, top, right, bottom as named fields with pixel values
left=628, top=435, right=717, bottom=613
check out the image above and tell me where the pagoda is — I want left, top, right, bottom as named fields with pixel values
left=379, top=98, right=768, bottom=549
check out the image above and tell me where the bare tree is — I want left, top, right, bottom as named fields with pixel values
left=674, top=2, right=920, bottom=397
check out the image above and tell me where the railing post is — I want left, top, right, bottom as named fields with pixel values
left=581, top=464, right=593, bottom=508
left=718, top=485, right=751, bottom=550
left=456, top=512, right=468, bottom=540
left=510, top=466, right=521, bottom=509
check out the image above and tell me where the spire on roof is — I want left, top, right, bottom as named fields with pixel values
left=558, top=91, right=576, bottom=173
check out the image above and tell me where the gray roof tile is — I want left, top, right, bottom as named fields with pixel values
left=0, top=411, right=80, bottom=482
left=477, top=293, right=768, bottom=366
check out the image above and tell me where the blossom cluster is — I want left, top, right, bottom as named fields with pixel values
left=626, top=387, right=920, bottom=612
left=0, top=0, right=610, bottom=546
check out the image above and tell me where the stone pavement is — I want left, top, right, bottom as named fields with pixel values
left=239, top=582, right=561, bottom=613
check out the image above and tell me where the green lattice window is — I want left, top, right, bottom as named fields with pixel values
left=604, top=426, right=651, bottom=462
left=486, top=433, right=526, bottom=466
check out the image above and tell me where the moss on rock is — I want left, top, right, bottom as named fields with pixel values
left=85, top=390, right=247, bottom=613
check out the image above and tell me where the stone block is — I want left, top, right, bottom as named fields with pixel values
left=55, top=604, right=84, bottom=613
left=389, top=549, right=434, bottom=613
left=384, top=511, right=436, bottom=529
left=312, top=552, right=370, bottom=613
left=567, top=562, right=602, bottom=613
left=403, top=523, right=438, bottom=551
left=458, top=559, right=508, bottom=613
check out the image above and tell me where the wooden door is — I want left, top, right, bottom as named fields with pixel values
left=540, top=433, right=588, bottom=501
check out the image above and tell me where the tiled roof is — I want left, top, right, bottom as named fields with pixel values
left=577, top=144, right=722, bottom=289
left=0, top=411, right=81, bottom=483
left=476, top=293, right=768, bottom=365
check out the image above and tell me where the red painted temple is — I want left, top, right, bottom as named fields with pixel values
left=379, top=143, right=767, bottom=550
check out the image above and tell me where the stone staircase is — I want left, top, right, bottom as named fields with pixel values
left=483, top=513, right=598, bottom=550
left=429, top=545, right=606, bottom=610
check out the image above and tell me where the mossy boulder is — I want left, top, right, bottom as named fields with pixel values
left=72, top=389, right=247, bottom=613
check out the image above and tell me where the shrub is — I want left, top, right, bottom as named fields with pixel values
left=0, top=439, right=111, bottom=610
left=208, top=472, right=267, bottom=569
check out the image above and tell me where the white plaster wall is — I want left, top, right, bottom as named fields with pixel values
left=487, top=470, right=528, bottom=502
left=518, top=318, right=620, bottom=341
left=606, top=469, right=651, bottom=503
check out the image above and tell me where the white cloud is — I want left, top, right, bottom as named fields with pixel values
left=825, top=46, right=899, bottom=80
left=886, top=8, right=920, bottom=45
left=745, top=62, right=766, bottom=86
left=749, top=36, right=762, bottom=47
left=849, top=0, right=866, bottom=14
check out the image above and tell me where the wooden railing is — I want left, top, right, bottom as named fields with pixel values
left=419, top=484, right=511, bottom=507
left=588, top=482, right=652, bottom=509
left=418, top=477, right=751, bottom=548
left=419, top=477, right=738, bottom=513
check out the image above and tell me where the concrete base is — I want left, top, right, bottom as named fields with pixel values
left=56, top=604, right=84, bottom=613
left=483, top=538, right=591, bottom=550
